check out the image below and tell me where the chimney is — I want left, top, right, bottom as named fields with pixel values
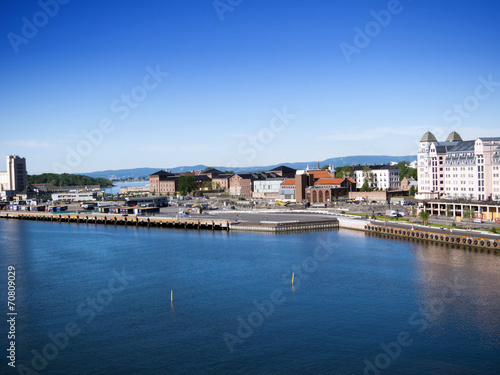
left=317, top=162, right=320, bottom=169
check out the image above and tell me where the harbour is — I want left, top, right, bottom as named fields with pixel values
left=0, top=211, right=340, bottom=233
left=1, top=219, right=499, bottom=374
left=2, top=209, right=499, bottom=252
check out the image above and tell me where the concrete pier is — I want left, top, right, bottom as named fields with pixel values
left=0, top=211, right=340, bottom=233
left=231, top=219, right=339, bottom=232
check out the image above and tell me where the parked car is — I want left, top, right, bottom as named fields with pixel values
left=472, top=218, right=483, bottom=223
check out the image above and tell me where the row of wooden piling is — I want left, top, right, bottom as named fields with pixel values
left=0, top=212, right=230, bottom=231
left=365, top=224, right=499, bottom=252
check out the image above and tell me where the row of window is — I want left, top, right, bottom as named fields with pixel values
left=445, top=167, right=474, bottom=171
left=446, top=187, right=475, bottom=191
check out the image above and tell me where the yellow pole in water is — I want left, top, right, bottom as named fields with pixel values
left=171, top=290, right=173, bottom=303
left=292, top=273, right=294, bottom=284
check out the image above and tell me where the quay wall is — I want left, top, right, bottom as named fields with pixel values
left=0, top=212, right=230, bottom=231
left=364, top=223, right=500, bottom=252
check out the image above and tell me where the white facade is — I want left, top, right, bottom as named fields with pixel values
left=417, top=131, right=500, bottom=201
left=52, top=191, right=98, bottom=201
left=0, top=155, right=27, bottom=194
left=252, top=178, right=285, bottom=199
left=0, top=171, right=8, bottom=191
left=354, top=167, right=400, bottom=190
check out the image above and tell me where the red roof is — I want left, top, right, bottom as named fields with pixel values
left=314, top=178, right=346, bottom=186
left=308, top=170, right=331, bottom=179
left=281, top=179, right=296, bottom=186
left=347, top=178, right=356, bottom=184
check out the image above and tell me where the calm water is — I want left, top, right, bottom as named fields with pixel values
left=1, top=220, right=499, bottom=375
left=104, top=181, right=149, bottom=195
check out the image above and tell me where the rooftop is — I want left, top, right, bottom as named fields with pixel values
left=149, top=170, right=174, bottom=177
left=268, top=165, right=297, bottom=173
left=201, top=168, right=223, bottom=175
left=314, top=178, right=346, bottom=186
left=353, top=165, right=399, bottom=171
left=307, top=170, right=332, bottom=179
left=280, top=179, right=296, bottom=186
left=421, top=131, right=437, bottom=142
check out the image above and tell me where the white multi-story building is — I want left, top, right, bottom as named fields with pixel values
left=353, top=165, right=400, bottom=190
left=51, top=190, right=99, bottom=202
left=417, top=131, right=500, bottom=201
left=0, top=155, right=27, bottom=194
left=252, top=177, right=286, bottom=199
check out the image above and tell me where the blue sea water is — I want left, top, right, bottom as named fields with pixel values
left=104, top=181, right=149, bottom=195
left=1, top=220, right=499, bottom=375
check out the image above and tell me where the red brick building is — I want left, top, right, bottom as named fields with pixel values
left=295, top=170, right=334, bottom=202
left=212, top=174, right=233, bottom=190
left=149, top=170, right=179, bottom=195
left=305, top=177, right=356, bottom=203
left=229, top=174, right=254, bottom=198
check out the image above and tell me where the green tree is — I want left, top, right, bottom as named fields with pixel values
left=27, top=173, right=112, bottom=187
left=362, top=166, right=373, bottom=189
left=446, top=205, right=452, bottom=218
left=397, top=161, right=409, bottom=181
left=321, top=165, right=329, bottom=170
left=409, top=185, right=417, bottom=197
left=397, top=161, right=417, bottom=181
left=224, top=170, right=234, bottom=174
left=406, top=168, right=418, bottom=180
left=178, top=176, right=196, bottom=195
left=463, top=206, right=471, bottom=219
left=335, top=165, right=354, bottom=178
left=419, top=210, right=430, bottom=225
left=360, top=180, right=371, bottom=192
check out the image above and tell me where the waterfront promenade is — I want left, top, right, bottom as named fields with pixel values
left=1, top=208, right=498, bottom=248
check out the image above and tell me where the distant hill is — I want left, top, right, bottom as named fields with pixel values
left=79, top=155, right=416, bottom=180
left=76, top=168, right=162, bottom=180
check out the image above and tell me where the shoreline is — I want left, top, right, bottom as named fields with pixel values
left=1, top=209, right=498, bottom=252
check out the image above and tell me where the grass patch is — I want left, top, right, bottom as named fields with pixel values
left=340, top=212, right=410, bottom=222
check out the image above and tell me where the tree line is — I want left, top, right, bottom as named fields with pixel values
left=334, top=162, right=417, bottom=181
left=27, top=173, right=113, bottom=187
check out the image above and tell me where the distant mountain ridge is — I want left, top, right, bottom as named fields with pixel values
left=79, top=155, right=416, bottom=179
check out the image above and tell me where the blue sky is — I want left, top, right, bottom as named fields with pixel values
left=1, top=0, right=499, bottom=174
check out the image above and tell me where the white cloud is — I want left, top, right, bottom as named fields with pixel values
left=4, top=139, right=51, bottom=148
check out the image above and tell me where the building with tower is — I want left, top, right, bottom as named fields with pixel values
left=417, top=131, right=500, bottom=201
